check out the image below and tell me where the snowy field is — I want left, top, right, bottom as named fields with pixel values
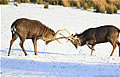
left=1, top=3, right=120, bottom=77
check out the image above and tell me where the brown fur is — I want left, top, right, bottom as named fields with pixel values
left=8, top=18, right=56, bottom=56
left=69, top=25, right=120, bottom=56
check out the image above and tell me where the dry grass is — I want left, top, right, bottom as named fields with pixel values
left=106, top=4, right=118, bottom=14
left=92, top=0, right=106, bottom=13
left=74, top=0, right=81, bottom=8
left=2, top=0, right=120, bottom=14
left=62, top=0, right=70, bottom=7
left=61, top=0, right=120, bottom=13
left=70, top=0, right=81, bottom=8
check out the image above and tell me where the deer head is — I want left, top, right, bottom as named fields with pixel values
left=67, top=34, right=81, bottom=48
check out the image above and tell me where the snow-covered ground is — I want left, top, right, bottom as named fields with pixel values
left=1, top=3, right=120, bottom=77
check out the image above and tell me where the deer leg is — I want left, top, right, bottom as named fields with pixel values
left=110, top=42, right=116, bottom=56
left=86, top=40, right=96, bottom=56
left=116, top=40, right=120, bottom=56
left=8, top=34, right=18, bottom=56
left=32, top=37, right=37, bottom=55
left=86, top=40, right=96, bottom=50
left=91, top=44, right=96, bottom=56
left=19, top=40, right=27, bottom=56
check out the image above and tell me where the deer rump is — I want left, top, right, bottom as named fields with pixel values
left=8, top=18, right=70, bottom=56
left=69, top=25, right=120, bottom=56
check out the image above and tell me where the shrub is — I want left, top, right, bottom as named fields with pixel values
left=20, top=0, right=30, bottom=3
left=93, top=0, right=107, bottom=13
left=113, top=5, right=118, bottom=13
left=69, top=0, right=75, bottom=7
left=106, top=0, right=120, bottom=9
left=80, top=0, right=84, bottom=7
left=112, top=0, right=120, bottom=9
left=0, top=0, right=9, bottom=4
left=49, top=0, right=59, bottom=5
left=14, top=0, right=21, bottom=4
left=58, top=0, right=63, bottom=5
left=44, top=2, right=49, bottom=9
left=87, top=0, right=94, bottom=7
left=36, top=0, right=43, bottom=4
left=83, top=3, right=89, bottom=10
left=75, top=1, right=81, bottom=8
left=95, top=4, right=106, bottom=13
left=106, top=4, right=114, bottom=14
left=106, top=0, right=113, bottom=4
left=62, top=0, right=70, bottom=7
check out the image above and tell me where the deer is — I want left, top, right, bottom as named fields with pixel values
left=8, top=18, right=70, bottom=56
left=68, top=25, right=120, bottom=56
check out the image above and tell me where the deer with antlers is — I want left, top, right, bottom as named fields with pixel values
left=68, top=25, right=120, bottom=56
left=8, top=18, right=70, bottom=56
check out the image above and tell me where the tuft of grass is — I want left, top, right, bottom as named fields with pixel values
left=62, top=0, right=70, bottom=7
left=83, top=3, right=89, bottom=10
left=106, top=4, right=118, bottom=14
left=74, top=0, right=81, bottom=8
left=93, top=0, right=106, bottom=13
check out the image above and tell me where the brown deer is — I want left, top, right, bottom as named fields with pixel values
left=68, top=25, right=120, bottom=56
left=8, top=18, right=69, bottom=56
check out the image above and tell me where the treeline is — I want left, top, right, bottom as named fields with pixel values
left=1, top=0, right=120, bottom=14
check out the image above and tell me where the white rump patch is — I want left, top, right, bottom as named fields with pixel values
left=11, top=26, right=16, bottom=34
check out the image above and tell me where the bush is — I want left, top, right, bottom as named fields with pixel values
left=14, top=0, right=21, bottom=4
left=49, top=0, right=59, bottom=5
left=62, top=0, right=70, bottom=7
left=106, top=0, right=120, bottom=9
left=36, top=0, right=43, bottom=4
left=113, top=5, right=118, bottom=13
left=69, top=0, right=75, bottom=7
left=76, top=1, right=81, bottom=8
left=44, top=2, right=49, bottom=9
left=83, top=3, right=89, bottom=10
left=0, top=0, right=9, bottom=4
left=106, top=4, right=114, bottom=14
left=95, top=4, right=106, bottom=13
left=113, top=1, right=120, bottom=9
left=58, top=0, right=63, bottom=5
left=21, top=0, right=30, bottom=3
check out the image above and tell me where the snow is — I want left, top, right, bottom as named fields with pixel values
left=1, top=3, right=120, bottom=77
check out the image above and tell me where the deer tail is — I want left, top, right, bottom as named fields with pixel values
left=11, top=21, right=17, bottom=34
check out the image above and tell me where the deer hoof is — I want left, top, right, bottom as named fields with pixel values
left=25, top=54, right=27, bottom=56
left=35, top=53, right=37, bottom=55
left=110, top=55, right=113, bottom=56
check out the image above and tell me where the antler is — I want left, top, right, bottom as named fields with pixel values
left=51, top=29, right=71, bottom=44
left=54, top=29, right=70, bottom=37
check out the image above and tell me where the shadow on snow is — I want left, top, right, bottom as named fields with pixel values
left=0, top=48, right=67, bottom=55
left=1, top=58, right=120, bottom=77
